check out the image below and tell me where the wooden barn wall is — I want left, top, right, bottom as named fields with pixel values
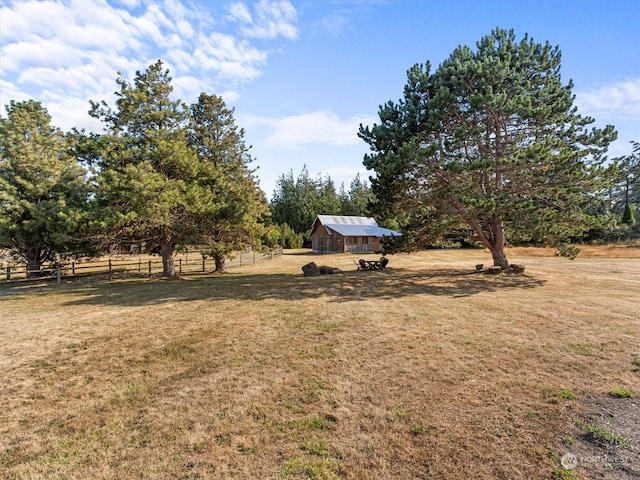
left=312, top=233, right=381, bottom=253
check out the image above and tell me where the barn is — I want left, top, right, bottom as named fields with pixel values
left=310, top=215, right=402, bottom=254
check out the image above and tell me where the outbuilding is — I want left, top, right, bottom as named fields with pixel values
left=310, top=215, right=402, bottom=254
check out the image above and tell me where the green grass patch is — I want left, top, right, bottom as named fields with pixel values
left=300, top=439, right=332, bottom=458
left=609, top=388, right=635, bottom=398
left=576, top=420, right=628, bottom=446
left=280, top=456, right=343, bottom=479
left=43, top=438, right=80, bottom=467
left=293, top=415, right=336, bottom=432
left=552, top=467, right=577, bottom=479
left=542, top=387, right=576, bottom=403
left=237, top=444, right=258, bottom=455
left=387, top=404, right=411, bottom=422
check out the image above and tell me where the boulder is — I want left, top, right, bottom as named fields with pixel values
left=302, top=262, right=321, bottom=276
left=319, top=265, right=343, bottom=274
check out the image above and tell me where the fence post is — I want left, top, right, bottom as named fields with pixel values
left=253, top=251, right=256, bottom=264
left=139, top=258, right=142, bottom=273
left=202, top=258, right=206, bottom=272
left=148, top=260, right=152, bottom=277
left=72, top=261, right=75, bottom=275
left=108, top=259, right=112, bottom=281
left=57, top=263, right=62, bottom=285
left=240, top=252, right=243, bottom=266
left=6, top=267, right=10, bottom=281
left=179, top=258, right=182, bottom=274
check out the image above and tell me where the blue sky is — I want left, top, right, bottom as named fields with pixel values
left=1, top=0, right=639, bottom=199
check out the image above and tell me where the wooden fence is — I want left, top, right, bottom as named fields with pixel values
left=1, top=248, right=283, bottom=284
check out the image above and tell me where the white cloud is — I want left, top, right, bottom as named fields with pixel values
left=193, top=32, right=267, bottom=81
left=0, top=1, right=70, bottom=42
left=219, top=89, right=241, bottom=105
left=44, top=96, right=104, bottom=133
left=0, top=0, right=298, bottom=132
left=0, top=79, right=32, bottom=111
left=321, top=9, right=352, bottom=36
left=229, top=2, right=253, bottom=24
left=606, top=140, right=636, bottom=160
left=575, top=78, right=640, bottom=122
left=2, top=38, right=83, bottom=73
left=230, top=0, right=298, bottom=40
left=116, top=0, right=141, bottom=8
left=244, top=110, right=376, bottom=148
left=171, top=75, right=211, bottom=100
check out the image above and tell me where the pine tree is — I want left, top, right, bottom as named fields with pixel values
left=91, top=61, right=267, bottom=277
left=90, top=61, right=194, bottom=277
left=0, top=100, right=91, bottom=276
left=188, top=93, right=270, bottom=272
left=359, top=28, right=616, bottom=268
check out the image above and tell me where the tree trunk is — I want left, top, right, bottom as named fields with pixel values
left=461, top=211, right=510, bottom=270
left=26, top=247, right=43, bottom=278
left=160, top=239, right=177, bottom=278
left=26, top=258, right=42, bottom=278
left=490, top=217, right=509, bottom=270
left=214, top=254, right=226, bottom=273
left=491, top=247, right=510, bottom=270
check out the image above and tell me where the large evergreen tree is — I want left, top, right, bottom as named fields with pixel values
left=0, top=100, right=91, bottom=276
left=188, top=93, right=270, bottom=272
left=91, top=61, right=265, bottom=277
left=359, top=28, right=616, bottom=268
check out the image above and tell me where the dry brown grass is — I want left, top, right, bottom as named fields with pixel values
left=1, top=248, right=638, bottom=479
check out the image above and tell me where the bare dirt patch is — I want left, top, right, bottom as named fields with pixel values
left=559, top=394, right=640, bottom=479
left=0, top=248, right=638, bottom=479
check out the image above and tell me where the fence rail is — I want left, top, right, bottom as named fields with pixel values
left=1, top=248, right=283, bottom=284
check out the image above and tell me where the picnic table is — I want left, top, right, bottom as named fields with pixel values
left=357, top=257, right=389, bottom=271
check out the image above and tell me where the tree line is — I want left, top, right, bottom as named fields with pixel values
left=269, top=167, right=374, bottom=247
left=0, top=60, right=374, bottom=277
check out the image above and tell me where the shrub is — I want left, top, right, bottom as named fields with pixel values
left=279, top=223, right=304, bottom=249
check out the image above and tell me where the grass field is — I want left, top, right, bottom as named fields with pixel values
left=1, top=247, right=639, bottom=479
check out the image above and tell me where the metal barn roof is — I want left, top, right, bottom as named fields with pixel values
left=316, top=215, right=378, bottom=226
left=324, top=224, right=402, bottom=237
left=314, top=215, right=401, bottom=238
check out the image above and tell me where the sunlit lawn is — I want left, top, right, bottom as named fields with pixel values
left=1, top=247, right=638, bottom=479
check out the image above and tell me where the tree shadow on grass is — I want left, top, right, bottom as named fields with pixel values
left=39, top=266, right=548, bottom=308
